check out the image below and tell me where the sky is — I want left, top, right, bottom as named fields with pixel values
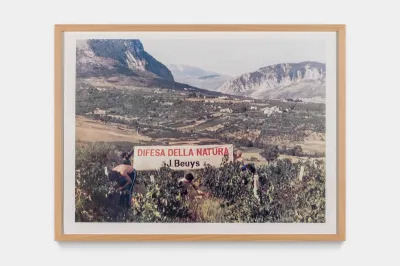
left=141, top=35, right=327, bottom=76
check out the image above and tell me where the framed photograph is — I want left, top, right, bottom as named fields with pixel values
left=55, top=24, right=345, bottom=241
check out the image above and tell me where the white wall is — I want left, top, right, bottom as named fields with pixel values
left=1, top=0, right=399, bottom=265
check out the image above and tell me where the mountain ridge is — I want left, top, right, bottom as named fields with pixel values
left=77, top=39, right=174, bottom=81
left=218, top=61, right=326, bottom=100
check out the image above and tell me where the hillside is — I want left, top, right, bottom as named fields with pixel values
left=77, top=39, right=174, bottom=80
left=218, top=62, right=326, bottom=100
left=76, top=39, right=221, bottom=96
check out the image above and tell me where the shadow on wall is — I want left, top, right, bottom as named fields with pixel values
left=58, top=241, right=344, bottom=249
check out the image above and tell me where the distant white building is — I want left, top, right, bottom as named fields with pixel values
left=243, top=99, right=254, bottom=103
left=220, top=108, right=233, bottom=113
left=154, top=89, right=165, bottom=94
left=299, top=97, right=325, bottom=103
left=93, top=108, right=106, bottom=115
left=161, top=102, right=174, bottom=106
left=205, top=99, right=215, bottom=103
left=218, top=96, right=229, bottom=100
left=261, top=106, right=282, bottom=117
left=250, top=106, right=258, bottom=110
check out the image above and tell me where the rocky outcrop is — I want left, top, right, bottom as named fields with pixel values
left=218, top=62, right=326, bottom=100
left=76, top=39, right=174, bottom=81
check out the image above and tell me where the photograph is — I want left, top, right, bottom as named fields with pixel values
left=75, top=34, right=328, bottom=223
left=55, top=25, right=345, bottom=240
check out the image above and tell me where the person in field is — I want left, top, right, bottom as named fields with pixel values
left=109, top=164, right=136, bottom=207
left=121, top=150, right=134, bottom=165
left=241, top=164, right=260, bottom=202
left=233, top=149, right=244, bottom=163
left=178, top=173, right=205, bottom=200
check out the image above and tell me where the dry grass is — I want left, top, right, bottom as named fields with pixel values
left=76, top=116, right=151, bottom=142
left=190, top=197, right=226, bottom=223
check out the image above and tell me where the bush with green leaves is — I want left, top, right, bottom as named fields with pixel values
left=200, top=157, right=325, bottom=223
left=260, top=144, right=280, bottom=162
left=76, top=143, right=325, bottom=223
left=131, top=167, right=191, bottom=222
left=75, top=143, right=130, bottom=222
left=75, top=143, right=191, bottom=223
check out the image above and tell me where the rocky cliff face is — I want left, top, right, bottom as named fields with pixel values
left=218, top=62, right=326, bottom=100
left=76, top=39, right=174, bottom=81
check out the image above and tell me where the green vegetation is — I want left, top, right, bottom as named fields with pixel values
left=261, top=145, right=280, bottom=163
left=76, top=86, right=325, bottom=149
left=261, top=144, right=325, bottom=160
left=75, top=85, right=326, bottom=223
left=76, top=143, right=325, bottom=223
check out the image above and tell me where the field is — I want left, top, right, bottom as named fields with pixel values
left=76, top=84, right=325, bottom=158
left=76, top=116, right=151, bottom=143
left=75, top=83, right=326, bottom=223
left=76, top=143, right=326, bottom=223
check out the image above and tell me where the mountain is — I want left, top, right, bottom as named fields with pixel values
left=77, top=39, right=174, bottom=81
left=168, top=64, right=231, bottom=91
left=75, top=40, right=222, bottom=96
left=218, top=62, right=326, bottom=100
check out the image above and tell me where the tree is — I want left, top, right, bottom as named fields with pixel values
left=293, top=145, right=303, bottom=156
left=261, top=145, right=280, bottom=163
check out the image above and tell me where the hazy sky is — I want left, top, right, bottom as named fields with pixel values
left=142, top=38, right=327, bottom=76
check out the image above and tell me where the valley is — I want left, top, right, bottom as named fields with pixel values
left=76, top=84, right=326, bottom=164
left=75, top=38, right=326, bottom=164
left=74, top=38, right=328, bottom=224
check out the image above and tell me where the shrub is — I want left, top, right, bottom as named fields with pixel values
left=76, top=143, right=325, bottom=223
left=201, top=157, right=325, bottom=223
left=131, top=167, right=191, bottom=222
left=75, top=143, right=129, bottom=222
left=261, top=144, right=280, bottom=163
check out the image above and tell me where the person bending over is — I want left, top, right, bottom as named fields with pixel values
left=178, top=173, right=204, bottom=200
left=121, top=150, right=134, bottom=165
left=109, top=164, right=136, bottom=207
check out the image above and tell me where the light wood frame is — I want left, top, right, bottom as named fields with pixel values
left=55, top=24, right=346, bottom=241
